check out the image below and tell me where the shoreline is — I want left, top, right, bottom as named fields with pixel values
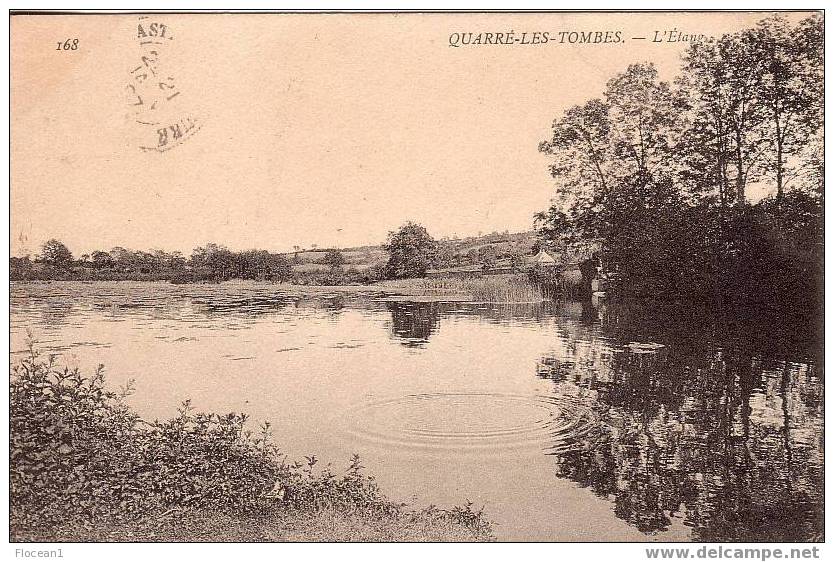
left=11, top=278, right=552, bottom=305
left=10, top=348, right=494, bottom=543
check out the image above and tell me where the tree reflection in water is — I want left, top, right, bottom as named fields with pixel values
left=385, top=301, right=443, bottom=346
left=538, top=300, right=823, bottom=542
left=384, top=300, right=555, bottom=346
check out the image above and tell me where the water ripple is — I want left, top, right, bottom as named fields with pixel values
left=338, top=393, right=597, bottom=454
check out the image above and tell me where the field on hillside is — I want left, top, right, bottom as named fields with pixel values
left=283, top=231, right=539, bottom=270
left=291, top=262, right=374, bottom=273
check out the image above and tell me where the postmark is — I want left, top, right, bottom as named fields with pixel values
left=126, top=16, right=201, bottom=152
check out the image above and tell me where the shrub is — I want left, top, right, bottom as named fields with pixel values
left=10, top=343, right=430, bottom=539
left=10, top=344, right=146, bottom=530
left=320, top=249, right=346, bottom=268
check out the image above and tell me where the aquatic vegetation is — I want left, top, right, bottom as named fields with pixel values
left=376, top=274, right=548, bottom=302
left=9, top=344, right=492, bottom=542
left=375, top=277, right=475, bottom=295
left=469, top=276, right=547, bottom=303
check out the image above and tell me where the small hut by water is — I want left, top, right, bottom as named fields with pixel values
left=531, top=249, right=557, bottom=267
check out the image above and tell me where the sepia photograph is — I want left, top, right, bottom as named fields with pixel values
left=7, top=7, right=825, bottom=548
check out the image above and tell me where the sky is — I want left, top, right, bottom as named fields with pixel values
left=10, top=11, right=808, bottom=257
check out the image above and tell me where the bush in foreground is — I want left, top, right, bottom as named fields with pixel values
left=10, top=344, right=492, bottom=542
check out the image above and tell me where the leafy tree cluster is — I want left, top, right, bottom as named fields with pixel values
left=39, top=239, right=74, bottom=267
left=19, top=228, right=533, bottom=283
left=17, top=240, right=291, bottom=282
left=385, top=222, right=439, bottom=279
left=188, top=244, right=292, bottom=282
left=320, top=249, right=347, bottom=268
left=536, top=15, right=823, bottom=304
left=33, top=240, right=188, bottom=274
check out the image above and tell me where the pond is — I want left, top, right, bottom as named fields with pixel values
left=9, top=281, right=824, bottom=542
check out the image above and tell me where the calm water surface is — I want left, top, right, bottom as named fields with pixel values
left=10, top=282, right=824, bottom=542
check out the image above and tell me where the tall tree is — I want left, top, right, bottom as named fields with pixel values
left=604, top=63, right=679, bottom=182
left=752, top=15, right=823, bottom=200
left=538, top=99, right=611, bottom=214
left=680, top=32, right=768, bottom=206
left=678, top=40, right=733, bottom=207
left=721, top=31, right=768, bottom=205
left=385, top=222, right=438, bottom=279
left=537, top=64, right=680, bottom=256
left=39, top=239, right=73, bottom=267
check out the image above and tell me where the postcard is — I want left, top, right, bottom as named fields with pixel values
left=9, top=10, right=824, bottom=546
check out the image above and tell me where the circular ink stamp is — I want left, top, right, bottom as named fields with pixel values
left=126, top=16, right=202, bottom=152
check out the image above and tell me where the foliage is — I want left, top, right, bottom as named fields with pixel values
left=478, top=245, right=499, bottom=271
left=385, top=222, right=439, bottom=279
left=11, top=344, right=144, bottom=530
left=9, top=256, right=34, bottom=280
left=10, top=343, right=284, bottom=530
left=536, top=15, right=823, bottom=304
left=10, top=346, right=492, bottom=540
left=435, top=241, right=457, bottom=269
left=190, top=245, right=292, bottom=282
left=39, top=239, right=73, bottom=268
left=507, top=247, right=526, bottom=272
left=12, top=233, right=540, bottom=284
left=90, top=250, right=115, bottom=268
left=321, top=249, right=346, bottom=268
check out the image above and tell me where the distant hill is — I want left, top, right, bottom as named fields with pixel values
left=281, top=231, right=539, bottom=272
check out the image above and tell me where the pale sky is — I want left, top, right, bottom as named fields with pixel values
left=11, top=11, right=805, bottom=257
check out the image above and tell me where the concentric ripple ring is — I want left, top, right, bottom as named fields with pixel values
left=338, top=393, right=597, bottom=454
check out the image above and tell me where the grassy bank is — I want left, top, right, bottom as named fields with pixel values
left=374, top=274, right=547, bottom=303
left=21, top=505, right=488, bottom=542
left=10, top=346, right=492, bottom=542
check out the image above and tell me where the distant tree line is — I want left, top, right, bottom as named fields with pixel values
left=11, top=224, right=542, bottom=284
left=11, top=240, right=293, bottom=283
left=536, top=15, right=823, bottom=306
left=11, top=226, right=442, bottom=283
